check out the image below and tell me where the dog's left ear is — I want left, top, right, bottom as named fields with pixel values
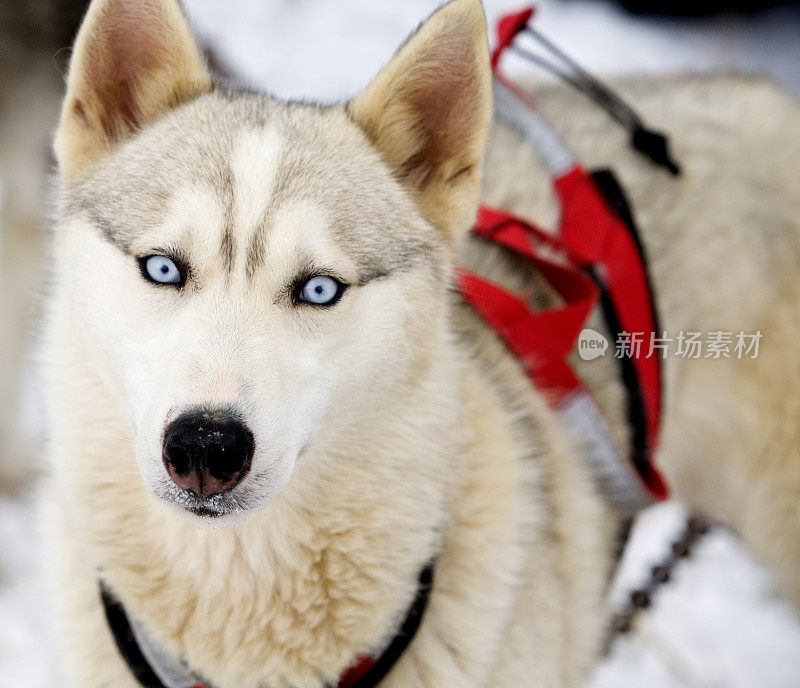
left=347, top=0, right=492, bottom=242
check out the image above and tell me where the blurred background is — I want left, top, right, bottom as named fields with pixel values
left=1, top=0, right=799, bottom=686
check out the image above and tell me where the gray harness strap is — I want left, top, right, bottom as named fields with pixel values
left=128, top=614, right=203, bottom=688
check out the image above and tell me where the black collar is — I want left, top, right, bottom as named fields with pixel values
left=100, top=562, right=434, bottom=688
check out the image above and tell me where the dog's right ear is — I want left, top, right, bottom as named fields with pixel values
left=55, top=0, right=212, bottom=180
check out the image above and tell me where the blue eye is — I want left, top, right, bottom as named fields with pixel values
left=141, top=255, right=183, bottom=285
left=299, top=275, right=344, bottom=306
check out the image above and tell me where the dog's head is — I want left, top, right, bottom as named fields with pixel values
left=54, top=0, right=491, bottom=524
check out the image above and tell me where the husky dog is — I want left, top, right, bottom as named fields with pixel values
left=44, top=0, right=800, bottom=685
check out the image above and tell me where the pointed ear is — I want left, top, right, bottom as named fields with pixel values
left=55, top=0, right=212, bottom=179
left=347, top=0, right=492, bottom=241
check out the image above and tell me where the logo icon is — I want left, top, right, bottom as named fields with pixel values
left=578, top=328, right=608, bottom=361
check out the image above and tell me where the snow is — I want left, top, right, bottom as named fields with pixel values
left=0, top=495, right=56, bottom=688
left=588, top=504, right=800, bottom=688
left=2, top=1, right=800, bottom=686
left=183, top=0, right=800, bottom=99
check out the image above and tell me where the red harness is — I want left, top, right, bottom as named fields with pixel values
left=458, top=8, right=668, bottom=505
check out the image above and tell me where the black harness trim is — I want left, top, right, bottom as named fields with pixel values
left=588, top=168, right=664, bottom=487
left=346, top=563, right=434, bottom=688
left=99, top=561, right=435, bottom=688
left=100, top=583, right=174, bottom=688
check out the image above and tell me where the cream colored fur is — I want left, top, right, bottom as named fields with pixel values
left=43, top=0, right=800, bottom=686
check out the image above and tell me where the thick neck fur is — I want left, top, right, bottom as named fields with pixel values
left=45, top=288, right=526, bottom=688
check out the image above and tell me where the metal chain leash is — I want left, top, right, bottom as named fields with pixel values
left=604, top=512, right=713, bottom=654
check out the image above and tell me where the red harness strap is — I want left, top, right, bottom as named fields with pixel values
left=456, top=207, right=598, bottom=407
left=337, top=656, right=375, bottom=688
left=556, top=167, right=666, bottom=498
left=460, top=189, right=667, bottom=501
left=458, top=6, right=668, bottom=504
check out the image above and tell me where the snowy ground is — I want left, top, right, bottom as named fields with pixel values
left=2, top=0, right=800, bottom=686
left=589, top=504, right=800, bottom=688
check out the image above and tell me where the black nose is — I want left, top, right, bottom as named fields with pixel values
left=162, top=410, right=254, bottom=497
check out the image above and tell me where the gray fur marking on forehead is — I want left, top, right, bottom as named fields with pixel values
left=60, top=91, right=274, bottom=255
left=241, top=107, right=441, bottom=280
left=59, top=90, right=442, bottom=280
left=215, top=164, right=236, bottom=273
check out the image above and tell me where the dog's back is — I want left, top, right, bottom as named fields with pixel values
left=464, top=74, right=800, bottom=605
